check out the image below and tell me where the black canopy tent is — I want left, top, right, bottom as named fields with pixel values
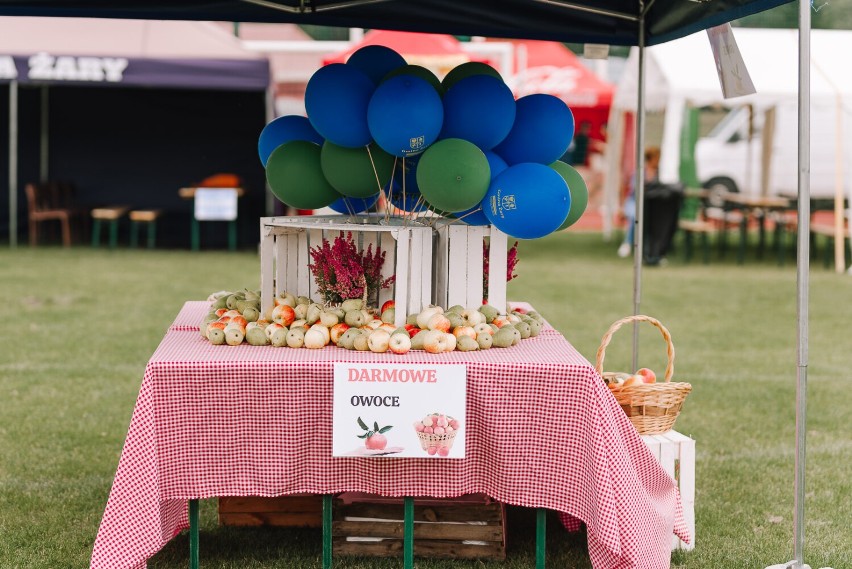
left=0, top=2, right=815, bottom=569
left=1, top=17, right=271, bottom=248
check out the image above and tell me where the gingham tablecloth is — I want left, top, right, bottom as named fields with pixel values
left=91, top=301, right=689, bottom=569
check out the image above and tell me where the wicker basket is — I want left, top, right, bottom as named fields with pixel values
left=595, top=315, right=692, bottom=435
left=416, top=430, right=457, bottom=451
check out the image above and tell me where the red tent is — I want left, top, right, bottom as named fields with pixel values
left=323, top=29, right=489, bottom=78
left=506, top=40, right=613, bottom=147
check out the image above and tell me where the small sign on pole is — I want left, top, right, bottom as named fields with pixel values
left=332, top=363, right=467, bottom=458
left=706, top=23, right=756, bottom=99
left=194, top=188, right=238, bottom=221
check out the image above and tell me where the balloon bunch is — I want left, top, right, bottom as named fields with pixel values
left=258, top=45, right=589, bottom=240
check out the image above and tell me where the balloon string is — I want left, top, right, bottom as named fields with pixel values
left=433, top=206, right=483, bottom=229
left=366, top=145, right=393, bottom=224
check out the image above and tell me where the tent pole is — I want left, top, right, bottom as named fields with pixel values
left=631, top=7, right=647, bottom=369
left=41, top=86, right=49, bottom=182
left=794, top=0, right=811, bottom=567
left=8, top=80, right=18, bottom=248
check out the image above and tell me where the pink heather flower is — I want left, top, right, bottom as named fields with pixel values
left=309, top=232, right=395, bottom=305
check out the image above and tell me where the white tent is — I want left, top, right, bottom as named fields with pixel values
left=604, top=27, right=852, bottom=269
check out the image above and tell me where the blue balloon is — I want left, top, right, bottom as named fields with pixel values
left=258, top=115, right=324, bottom=167
left=484, top=150, right=508, bottom=179
left=329, top=194, right=380, bottom=214
left=458, top=151, right=507, bottom=226
left=483, top=163, right=571, bottom=239
left=440, top=75, right=516, bottom=150
left=368, top=75, right=444, bottom=157
left=494, top=94, right=575, bottom=165
left=347, top=45, right=407, bottom=85
left=305, top=64, right=375, bottom=148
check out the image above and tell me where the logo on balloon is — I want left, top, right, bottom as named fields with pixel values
left=408, top=136, right=425, bottom=153
left=501, top=195, right=517, bottom=211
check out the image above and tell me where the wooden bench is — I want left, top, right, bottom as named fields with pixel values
left=129, top=209, right=162, bottom=249
left=91, top=206, right=130, bottom=248
left=810, top=222, right=850, bottom=269
left=678, top=218, right=716, bottom=263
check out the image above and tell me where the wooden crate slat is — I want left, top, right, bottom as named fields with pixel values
left=394, top=229, right=412, bottom=316
left=333, top=520, right=503, bottom=541
left=260, top=221, right=275, bottom=318
left=307, top=229, right=322, bottom=301
left=219, top=511, right=322, bottom=527
left=285, top=234, right=299, bottom=295
left=446, top=225, right=470, bottom=309
left=336, top=502, right=503, bottom=524
left=377, top=231, right=396, bottom=310
left=465, top=226, right=486, bottom=308
left=219, top=495, right=321, bottom=513
left=487, top=228, right=508, bottom=314
left=420, top=229, right=434, bottom=308
left=332, top=538, right=505, bottom=560
left=408, top=228, right=425, bottom=316
left=433, top=226, right=450, bottom=307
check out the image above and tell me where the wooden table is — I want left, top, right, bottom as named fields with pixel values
left=90, top=301, right=689, bottom=569
left=720, top=192, right=793, bottom=264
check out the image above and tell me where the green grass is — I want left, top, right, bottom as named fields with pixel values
left=1, top=232, right=850, bottom=568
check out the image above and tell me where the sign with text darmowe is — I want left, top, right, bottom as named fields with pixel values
left=333, top=363, right=466, bottom=458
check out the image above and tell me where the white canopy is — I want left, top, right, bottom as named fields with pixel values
left=604, top=27, right=852, bottom=235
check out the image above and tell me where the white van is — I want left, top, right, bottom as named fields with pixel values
left=694, top=99, right=852, bottom=202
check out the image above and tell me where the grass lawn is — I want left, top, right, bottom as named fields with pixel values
left=1, top=230, right=850, bottom=569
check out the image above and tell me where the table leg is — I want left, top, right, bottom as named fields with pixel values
left=737, top=215, right=748, bottom=265
left=228, top=220, right=237, bottom=252
left=536, top=507, right=546, bottom=569
left=404, top=497, right=414, bottom=569
left=322, top=494, right=332, bottom=569
left=191, top=218, right=200, bottom=252
left=189, top=499, right=199, bottom=569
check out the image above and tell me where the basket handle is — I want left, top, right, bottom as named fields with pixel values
left=594, top=315, right=675, bottom=382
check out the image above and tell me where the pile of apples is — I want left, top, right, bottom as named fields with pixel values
left=606, top=368, right=657, bottom=390
left=414, top=412, right=460, bottom=456
left=200, top=290, right=545, bottom=353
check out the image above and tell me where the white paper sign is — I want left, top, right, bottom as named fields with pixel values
left=194, top=188, right=238, bottom=221
left=333, top=363, right=467, bottom=458
left=706, top=23, right=756, bottom=99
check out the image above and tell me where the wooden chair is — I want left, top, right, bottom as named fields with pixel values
left=25, top=181, right=85, bottom=247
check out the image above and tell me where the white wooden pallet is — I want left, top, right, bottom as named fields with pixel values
left=641, top=430, right=696, bottom=551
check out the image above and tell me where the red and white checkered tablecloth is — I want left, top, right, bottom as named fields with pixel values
left=91, top=302, right=689, bottom=569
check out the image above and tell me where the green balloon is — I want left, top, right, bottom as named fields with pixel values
left=549, top=160, right=589, bottom=230
left=266, top=140, right=341, bottom=209
left=441, top=61, right=503, bottom=91
left=416, top=138, right=491, bottom=213
left=320, top=141, right=396, bottom=198
left=383, top=64, right=444, bottom=95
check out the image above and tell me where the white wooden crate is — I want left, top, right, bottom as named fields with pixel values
left=640, top=430, right=696, bottom=551
left=260, top=216, right=433, bottom=328
left=433, top=224, right=508, bottom=314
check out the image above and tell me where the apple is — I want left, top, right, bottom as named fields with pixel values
left=421, top=330, right=448, bottom=354
left=353, top=334, right=370, bottom=351
left=365, top=433, right=388, bottom=450
left=404, top=324, right=422, bottom=338
left=304, top=328, right=327, bottom=349
left=265, top=322, right=285, bottom=340
left=443, top=332, right=457, bottom=352
left=270, top=327, right=289, bottom=347
left=367, top=329, right=391, bottom=353
left=330, top=322, right=350, bottom=344
left=273, top=291, right=297, bottom=308
left=388, top=333, right=411, bottom=355
left=381, top=299, right=395, bottom=313
left=207, top=327, right=226, bottom=345
left=452, top=326, right=477, bottom=340
left=416, top=306, right=443, bottom=329
left=294, top=303, right=309, bottom=320
left=309, top=324, right=331, bottom=345
left=319, top=311, right=339, bottom=328
left=622, top=375, right=645, bottom=388
left=225, top=327, right=245, bottom=346
left=344, top=310, right=367, bottom=328
left=286, top=327, right=306, bottom=348
left=461, top=309, right=484, bottom=326
left=381, top=307, right=395, bottom=324
left=271, top=304, right=296, bottom=327
left=636, top=368, right=657, bottom=383
left=473, top=322, right=493, bottom=336
left=427, top=313, right=451, bottom=332
left=379, top=323, right=397, bottom=334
